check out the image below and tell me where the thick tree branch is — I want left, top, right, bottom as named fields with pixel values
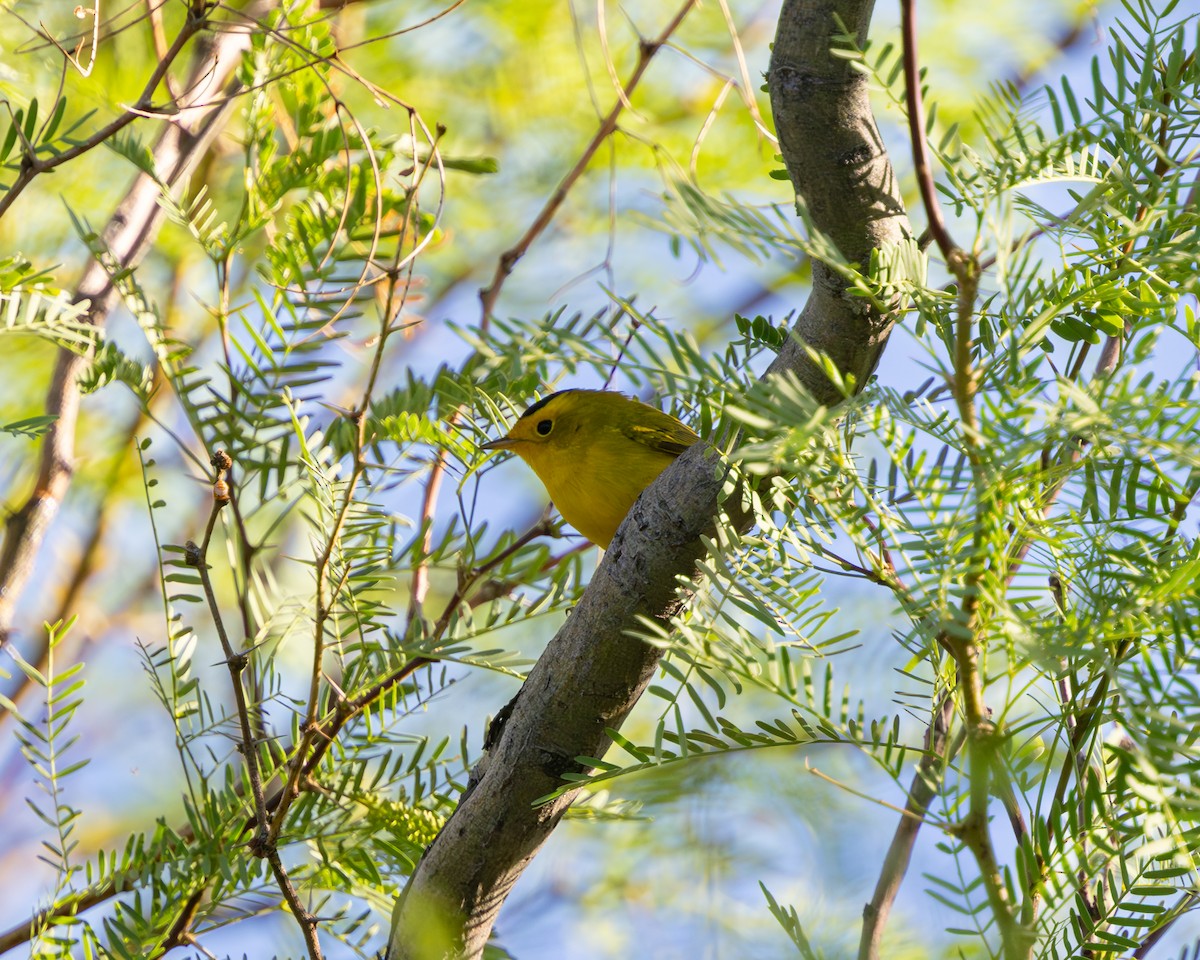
left=765, top=0, right=908, bottom=395
left=387, top=1, right=909, bottom=956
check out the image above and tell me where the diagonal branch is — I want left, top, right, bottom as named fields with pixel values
left=0, top=12, right=254, bottom=654
left=477, top=0, right=696, bottom=324
left=0, top=3, right=209, bottom=222
left=858, top=695, right=958, bottom=960
left=386, top=1, right=910, bottom=956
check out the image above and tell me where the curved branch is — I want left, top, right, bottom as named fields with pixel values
left=387, top=1, right=910, bottom=956
left=765, top=0, right=909, bottom=398
left=900, top=0, right=958, bottom=263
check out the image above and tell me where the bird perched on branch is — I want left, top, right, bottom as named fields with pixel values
left=482, top=389, right=700, bottom=548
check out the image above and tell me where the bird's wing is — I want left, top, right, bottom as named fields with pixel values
left=622, top=413, right=700, bottom=458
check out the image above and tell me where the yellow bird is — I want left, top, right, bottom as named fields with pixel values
left=481, top=389, right=700, bottom=548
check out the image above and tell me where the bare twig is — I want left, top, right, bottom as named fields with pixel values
left=0, top=6, right=206, bottom=221
left=265, top=854, right=323, bottom=960
left=900, top=0, right=958, bottom=264
left=858, top=696, right=958, bottom=960
left=477, top=0, right=697, bottom=322
left=190, top=457, right=268, bottom=833
left=174, top=453, right=321, bottom=956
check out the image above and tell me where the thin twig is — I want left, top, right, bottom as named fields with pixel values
left=192, top=452, right=322, bottom=959
left=266, top=854, right=323, bottom=959
left=0, top=6, right=206, bottom=221
left=905, top=13, right=1020, bottom=941
left=145, top=0, right=180, bottom=102
left=190, top=456, right=270, bottom=843
left=858, top=695, right=958, bottom=960
left=477, top=0, right=697, bottom=322
left=900, top=0, right=957, bottom=263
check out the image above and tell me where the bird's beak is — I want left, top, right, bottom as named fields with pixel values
left=481, top=436, right=516, bottom=452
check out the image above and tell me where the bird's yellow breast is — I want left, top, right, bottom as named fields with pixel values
left=518, top=422, right=679, bottom=547
left=483, top=389, right=699, bottom=548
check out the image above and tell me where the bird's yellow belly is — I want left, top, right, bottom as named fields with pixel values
left=537, top=443, right=677, bottom=547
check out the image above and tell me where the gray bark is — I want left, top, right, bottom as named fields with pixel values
left=387, top=0, right=910, bottom=956
left=766, top=0, right=908, bottom=391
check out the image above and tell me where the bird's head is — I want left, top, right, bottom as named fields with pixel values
left=481, top=390, right=593, bottom=461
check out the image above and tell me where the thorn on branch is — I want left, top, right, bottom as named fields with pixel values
left=302, top=718, right=332, bottom=745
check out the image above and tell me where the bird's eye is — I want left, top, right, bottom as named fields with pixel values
left=536, top=419, right=553, bottom=436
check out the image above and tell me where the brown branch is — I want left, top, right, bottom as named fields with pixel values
left=0, top=11, right=260, bottom=955
left=477, top=0, right=697, bottom=323
left=945, top=239, right=1027, bottom=958
left=0, top=5, right=207, bottom=222
left=190, top=454, right=271, bottom=842
left=900, top=0, right=958, bottom=264
left=0, top=880, right=134, bottom=953
left=145, top=0, right=181, bottom=104
left=408, top=436, right=453, bottom=626
left=188, top=453, right=319, bottom=958
left=858, top=695, right=958, bottom=960
left=153, top=887, right=206, bottom=957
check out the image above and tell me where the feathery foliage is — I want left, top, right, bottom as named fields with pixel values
left=0, top=0, right=1198, bottom=957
